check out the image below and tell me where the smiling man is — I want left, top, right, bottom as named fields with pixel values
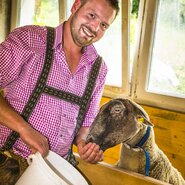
left=0, top=0, right=119, bottom=183
left=70, top=0, right=117, bottom=47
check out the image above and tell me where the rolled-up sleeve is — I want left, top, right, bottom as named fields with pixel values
left=0, top=27, right=31, bottom=88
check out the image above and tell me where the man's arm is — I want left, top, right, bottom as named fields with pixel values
left=0, top=94, right=49, bottom=157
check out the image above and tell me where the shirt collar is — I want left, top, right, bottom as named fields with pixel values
left=53, top=23, right=63, bottom=49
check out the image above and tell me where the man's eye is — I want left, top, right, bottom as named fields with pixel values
left=101, top=23, right=108, bottom=31
left=89, top=13, right=95, bottom=19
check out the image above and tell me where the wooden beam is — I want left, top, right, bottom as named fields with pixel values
left=75, top=155, right=170, bottom=185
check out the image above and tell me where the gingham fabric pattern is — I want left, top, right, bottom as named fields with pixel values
left=0, top=23, right=107, bottom=158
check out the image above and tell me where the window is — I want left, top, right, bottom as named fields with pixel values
left=148, top=0, right=185, bottom=98
left=10, top=0, right=185, bottom=112
left=132, top=0, right=185, bottom=112
left=95, top=1, right=130, bottom=97
left=94, top=9, right=122, bottom=88
left=11, top=0, right=60, bottom=29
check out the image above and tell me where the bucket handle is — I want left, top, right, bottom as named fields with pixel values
left=27, top=153, right=37, bottom=165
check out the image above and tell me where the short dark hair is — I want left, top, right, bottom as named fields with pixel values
left=80, top=0, right=120, bottom=18
left=106, top=0, right=120, bottom=17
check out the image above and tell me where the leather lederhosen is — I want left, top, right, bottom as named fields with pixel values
left=0, top=26, right=102, bottom=165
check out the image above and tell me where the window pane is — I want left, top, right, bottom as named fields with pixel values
left=19, top=0, right=59, bottom=27
left=94, top=5, right=122, bottom=87
left=66, top=0, right=74, bottom=18
left=147, top=0, right=185, bottom=98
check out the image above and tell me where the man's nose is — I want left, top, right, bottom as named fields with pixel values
left=91, top=20, right=101, bottom=32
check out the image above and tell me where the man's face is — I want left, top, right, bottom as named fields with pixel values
left=70, top=0, right=116, bottom=47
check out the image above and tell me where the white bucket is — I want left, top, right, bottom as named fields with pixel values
left=16, top=151, right=89, bottom=185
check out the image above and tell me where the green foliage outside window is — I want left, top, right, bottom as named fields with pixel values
left=33, top=0, right=59, bottom=27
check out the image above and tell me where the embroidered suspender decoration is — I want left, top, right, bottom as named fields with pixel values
left=0, top=26, right=102, bottom=166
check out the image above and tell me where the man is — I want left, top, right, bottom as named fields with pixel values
left=0, top=0, right=119, bottom=180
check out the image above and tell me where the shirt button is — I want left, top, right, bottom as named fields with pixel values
left=62, top=114, right=66, bottom=117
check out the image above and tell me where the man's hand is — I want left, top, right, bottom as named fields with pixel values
left=19, top=124, right=49, bottom=157
left=77, top=139, right=103, bottom=163
left=0, top=94, right=49, bottom=157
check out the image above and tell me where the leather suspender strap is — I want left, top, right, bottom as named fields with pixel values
left=43, top=57, right=102, bottom=166
left=74, top=56, right=102, bottom=137
left=0, top=27, right=55, bottom=151
left=67, top=57, right=102, bottom=166
left=21, top=27, right=55, bottom=121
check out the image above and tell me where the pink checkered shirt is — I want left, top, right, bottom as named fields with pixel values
left=0, top=23, right=107, bottom=158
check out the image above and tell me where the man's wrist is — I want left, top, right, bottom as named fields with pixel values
left=76, top=139, right=85, bottom=147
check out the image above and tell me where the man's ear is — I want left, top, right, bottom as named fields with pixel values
left=71, top=0, right=81, bottom=13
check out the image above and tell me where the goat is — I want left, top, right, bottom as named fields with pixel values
left=86, top=98, right=185, bottom=185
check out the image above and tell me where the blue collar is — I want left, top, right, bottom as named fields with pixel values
left=135, top=126, right=151, bottom=147
left=134, top=126, right=151, bottom=176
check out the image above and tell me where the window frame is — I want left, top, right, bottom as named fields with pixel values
left=10, top=0, right=20, bottom=30
left=103, top=0, right=130, bottom=98
left=10, top=0, right=64, bottom=30
left=131, top=0, right=185, bottom=113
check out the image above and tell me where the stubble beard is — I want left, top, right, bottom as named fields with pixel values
left=70, top=25, right=94, bottom=47
left=70, top=14, right=95, bottom=47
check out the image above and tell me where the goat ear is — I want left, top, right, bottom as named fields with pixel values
left=127, top=99, right=154, bottom=126
left=144, top=118, right=154, bottom=126
left=119, top=98, right=153, bottom=125
left=124, top=99, right=149, bottom=119
left=137, top=116, right=154, bottom=126
left=117, top=98, right=135, bottom=112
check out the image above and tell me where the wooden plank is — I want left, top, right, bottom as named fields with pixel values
left=75, top=156, right=170, bottom=185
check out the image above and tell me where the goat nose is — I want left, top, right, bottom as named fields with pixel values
left=111, top=105, right=124, bottom=114
left=86, top=135, right=95, bottom=143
